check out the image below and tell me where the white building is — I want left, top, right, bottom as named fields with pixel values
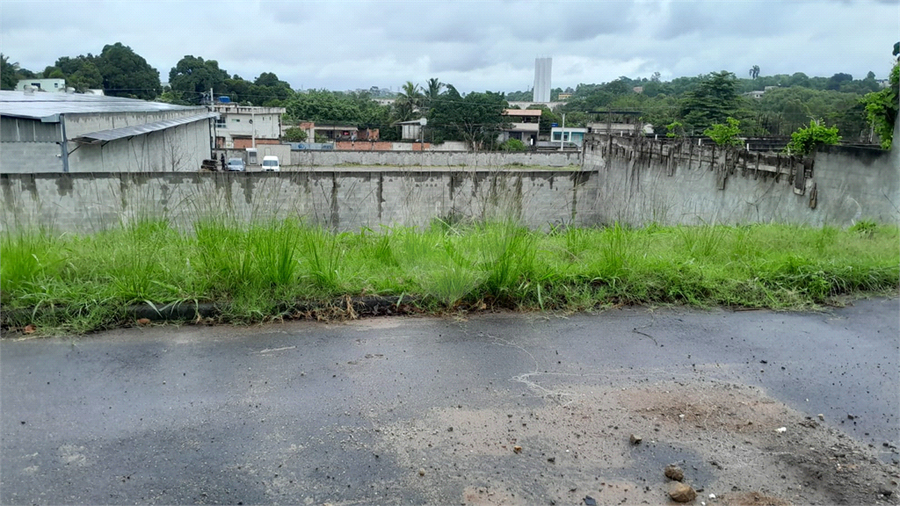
left=398, top=118, right=427, bottom=140
left=16, top=78, right=67, bottom=93
left=212, top=104, right=285, bottom=149
left=533, top=58, right=552, bottom=103
left=0, top=90, right=216, bottom=173
left=550, top=127, right=588, bottom=147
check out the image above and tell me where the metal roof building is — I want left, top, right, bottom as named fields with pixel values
left=0, top=90, right=217, bottom=173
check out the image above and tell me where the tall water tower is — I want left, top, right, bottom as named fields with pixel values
left=533, top=57, right=552, bottom=103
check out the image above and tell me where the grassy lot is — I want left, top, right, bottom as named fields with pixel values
left=1, top=219, right=897, bottom=334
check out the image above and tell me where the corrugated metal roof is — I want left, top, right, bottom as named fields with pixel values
left=0, top=90, right=203, bottom=122
left=72, top=112, right=219, bottom=143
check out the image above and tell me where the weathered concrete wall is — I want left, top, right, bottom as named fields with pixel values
left=289, top=150, right=581, bottom=167
left=67, top=120, right=211, bottom=173
left=581, top=131, right=900, bottom=227
left=0, top=170, right=596, bottom=233
left=0, top=141, right=61, bottom=173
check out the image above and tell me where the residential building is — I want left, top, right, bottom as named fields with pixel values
left=586, top=122, right=654, bottom=136
left=0, top=90, right=216, bottom=173
left=744, top=90, right=765, bottom=99
left=212, top=104, right=285, bottom=149
left=398, top=118, right=427, bottom=141
left=550, top=127, right=588, bottom=147
left=499, top=109, right=542, bottom=145
left=16, top=78, right=67, bottom=93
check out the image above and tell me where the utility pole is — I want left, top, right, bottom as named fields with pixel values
left=559, top=113, right=566, bottom=151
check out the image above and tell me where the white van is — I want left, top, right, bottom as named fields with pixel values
left=262, top=155, right=280, bottom=172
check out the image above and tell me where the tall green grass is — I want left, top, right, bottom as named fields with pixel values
left=2, top=220, right=897, bottom=334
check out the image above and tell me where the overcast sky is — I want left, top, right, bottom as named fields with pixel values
left=2, top=0, right=898, bottom=93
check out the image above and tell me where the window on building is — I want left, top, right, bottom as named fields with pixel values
left=552, top=132, right=562, bottom=141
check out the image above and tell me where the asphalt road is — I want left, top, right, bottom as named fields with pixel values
left=2, top=299, right=898, bottom=505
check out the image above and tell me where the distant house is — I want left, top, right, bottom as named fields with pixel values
left=557, top=93, right=572, bottom=100
left=311, top=124, right=379, bottom=142
left=550, top=127, right=587, bottom=147
left=212, top=104, right=285, bottom=149
left=499, top=109, right=542, bottom=145
left=16, top=78, right=66, bottom=93
left=586, top=121, right=654, bottom=136
left=744, top=90, right=765, bottom=99
left=397, top=118, right=427, bottom=141
left=0, top=90, right=216, bottom=173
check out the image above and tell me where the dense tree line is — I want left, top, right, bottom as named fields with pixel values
left=2, top=42, right=896, bottom=148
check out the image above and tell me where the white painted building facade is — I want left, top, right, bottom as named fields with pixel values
left=212, top=104, right=285, bottom=149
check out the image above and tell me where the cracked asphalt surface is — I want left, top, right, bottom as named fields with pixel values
left=1, top=298, right=898, bottom=505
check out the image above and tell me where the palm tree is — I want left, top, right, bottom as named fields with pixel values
left=394, top=81, right=424, bottom=121
left=749, top=65, right=760, bottom=80
left=424, top=78, right=444, bottom=108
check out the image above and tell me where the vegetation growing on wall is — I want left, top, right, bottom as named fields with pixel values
left=784, top=120, right=841, bottom=155
left=861, top=46, right=899, bottom=149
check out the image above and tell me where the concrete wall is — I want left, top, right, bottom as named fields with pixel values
left=68, top=120, right=211, bottom=173
left=0, top=141, right=62, bottom=173
left=581, top=129, right=900, bottom=227
left=0, top=169, right=596, bottom=233
left=289, top=150, right=581, bottom=167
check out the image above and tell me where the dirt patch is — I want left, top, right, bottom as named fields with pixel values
left=376, top=379, right=899, bottom=505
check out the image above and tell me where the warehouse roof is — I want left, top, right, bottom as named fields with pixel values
left=0, top=90, right=202, bottom=122
left=72, top=112, right=220, bottom=144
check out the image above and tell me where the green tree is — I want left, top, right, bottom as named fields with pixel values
left=283, top=126, right=308, bottom=142
left=500, top=138, right=527, bottom=152
left=393, top=81, right=424, bottom=122
left=54, top=55, right=103, bottom=91
left=784, top=119, right=841, bottom=155
left=861, top=60, right=899, bottom=149
left=284, top=89, right=362, bottom=124
left=428, top=85, right=510, bottom=149
left=826, top=73, right=853, bottom=91
left=251, top=72, right=293, bottom=105
left=168, top=55, right=229, bottom=104
left=680, top=71, right=742, bottom=133
left=95, top=42, right=161, bottom=99
left=680, top=71, right=742, bottom=132
left=666, top=120, right=685, bottom=138
left=703, top=117, right=743, bottom=147
left=424, top=78, right=444, bottom=108
left=1, top=54, right=19, bottom=89
left=527, top=105, right=559, bottom=136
